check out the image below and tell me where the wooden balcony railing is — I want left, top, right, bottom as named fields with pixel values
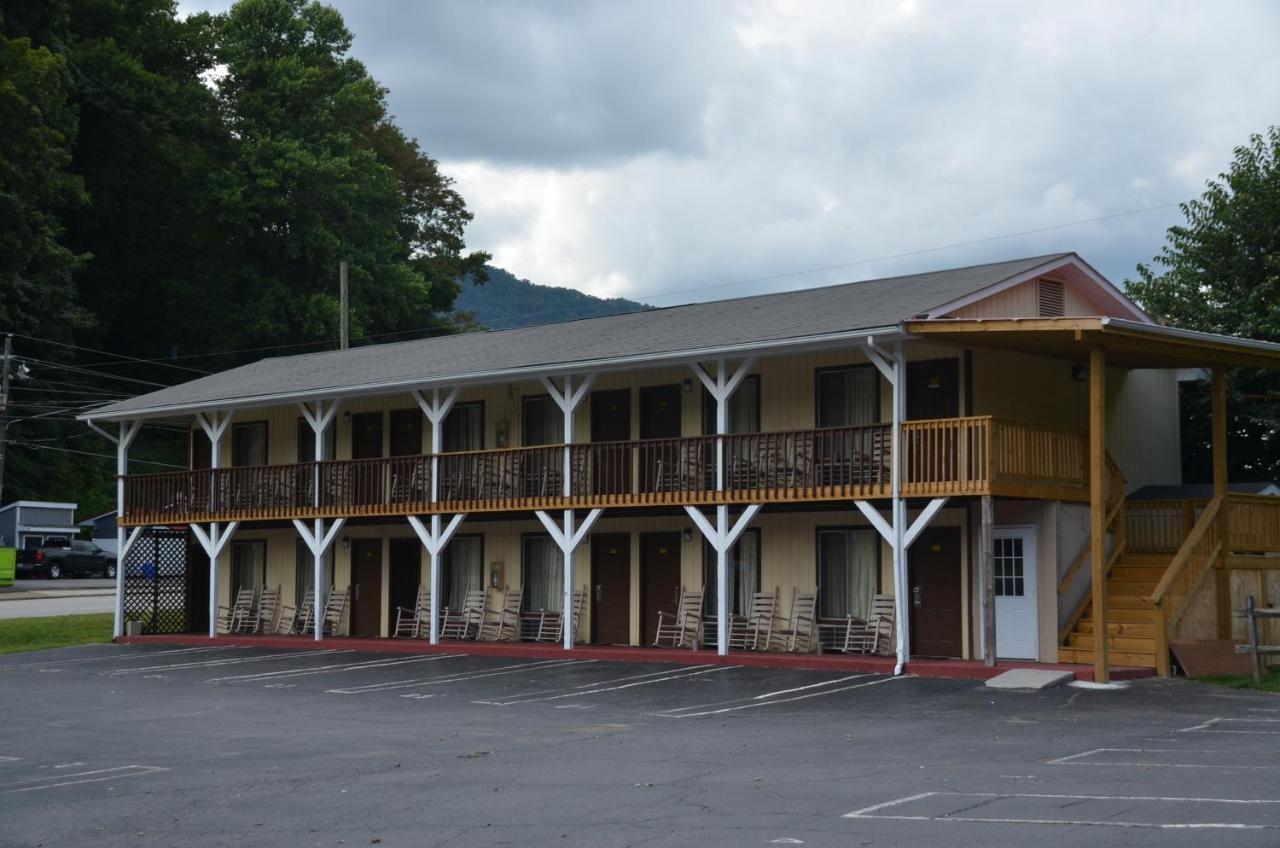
left=120, top=416, right=1091, bottom=525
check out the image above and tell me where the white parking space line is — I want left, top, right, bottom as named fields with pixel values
left=1049, top=748, right=1280, bottom=769
left=655, top=674, right=874, bottom=716
left=657, top=675, right=903, bottom=717
left=1, top=765, right=170, bottom=794
left=843, top=791, right=1280, bottom=830
left=482, top=665, right=736, bottom=706
left=326, top=659, right=595, bottom=695
left=486, top=664, right=720, bottom=703
left=110, top=649, right=351, bottom=674
left=0, top=756, right=21, bottom=764
left=206, top=653, right=464, bottom=683
left=1180, top=717, right=1280, bottom=734
left=0, top=646, right=238, bottom=671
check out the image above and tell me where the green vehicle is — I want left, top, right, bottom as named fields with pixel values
left=0, top=548, right=14, bottom=587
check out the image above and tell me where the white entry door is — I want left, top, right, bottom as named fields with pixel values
left=994, top=527, right=1038, bottom=660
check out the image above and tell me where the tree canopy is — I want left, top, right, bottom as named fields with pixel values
left=1127, top=126, right=1280, bottom=482
left=0, top=0, right=487, bottom=517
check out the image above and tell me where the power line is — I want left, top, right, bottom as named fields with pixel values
left=21, top=357, right=174, bottom=389
left=7, top=332, right=211, bottom=375
left=7, top=441, right=186, bottom=469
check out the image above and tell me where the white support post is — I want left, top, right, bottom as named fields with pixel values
left=292, top=517, right=345, bottom=640
left=538, top=374, right=596, bottom=649
left=891, top=341, right=908, bottom=674
left=684, top=503, right=760, bottom=655
left=193, top=411, right=234, bottom=638
left=412, top=387, right=460, bottom=644
left=535, top=507, right=604, bottom=649
left=298, top=400, right=340, bottom=639
left=407, top=512, right=466, bottom=644
left=191, top=520, right=239, bottom=637
left=689, top=357, right=756, bottom=655
left=90, top=419, right=141, bottom=638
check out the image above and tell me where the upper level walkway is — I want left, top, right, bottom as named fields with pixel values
left=120, top=415, right=1089, bottom=526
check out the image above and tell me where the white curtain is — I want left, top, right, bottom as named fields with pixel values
left=293, top=541, right=332, bottom=604
left=445, top=536, right=483, bottom=609
left=522, top=536, right=562, bottom=612
left=817, top=367, right=878, bottom=427
left=818, top=529, right=877, bottom=619
left=704, top=529, right=760, bottom=617
left=231, top=541, right=266, bottom=592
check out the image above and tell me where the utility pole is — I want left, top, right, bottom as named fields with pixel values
left=0, top=334, right=12, bottom=506
left=339, top=261, right=349, bottom=350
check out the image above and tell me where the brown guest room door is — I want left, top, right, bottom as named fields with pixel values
left=909, top=527, right=962, bottom=658
left=639, top=385, right=681, bottom=493
left=350, top=538, right=383, bottom=637
left=640, top=532, right=681, bottom=644
left=591, top=533, right=631, bottom=644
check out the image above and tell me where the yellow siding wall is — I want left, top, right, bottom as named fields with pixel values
left=948, top=275, right=1109, bottom=319
left=214, top=505, right=975, bottom=654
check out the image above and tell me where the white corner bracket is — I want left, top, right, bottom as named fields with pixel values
left=535, top=508, right=604, bottom=649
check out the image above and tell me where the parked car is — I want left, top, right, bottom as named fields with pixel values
left=17, top=540, right=116, bottom=579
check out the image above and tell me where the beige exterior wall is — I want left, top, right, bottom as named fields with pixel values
left=214, top=505, right=980, bottom=654
left=949, top=275, right=1108, bottom=320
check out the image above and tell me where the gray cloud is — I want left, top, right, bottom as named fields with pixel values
left=179, top=0, right=1280, bottom=303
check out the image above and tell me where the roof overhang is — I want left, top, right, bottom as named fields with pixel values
left=79, top=324, right=906, bottom=423
left=904, top=317, right=1280, bottom=370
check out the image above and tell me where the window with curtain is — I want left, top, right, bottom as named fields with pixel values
left=817, top=528, right=878, bottom=620
left=442, top=536, right=484, bottom=609
left=443, top=402, right=484, bottom=452
left=703, top=528, right=761, bottom=618
left=522, top=535, right=562, bottom=613
left=230, top=541, right=266, bottom=593
left=293, top=540, right=333, bottom=604
left=816, top=367, right=878, bottom=427
left=522, top=396, right=563, bottom=446
left=231, top=422, right=267, bottom=467
left=701, top=374, right=760, bottom=434
left=295, top=417, right=336, bottom=462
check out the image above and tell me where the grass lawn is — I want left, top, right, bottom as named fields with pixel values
left=0, top=613, right=114, bottom=655
left=1197, top=668, right=1280, bottom=693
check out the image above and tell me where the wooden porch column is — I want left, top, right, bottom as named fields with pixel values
left=1089, top=348, right=1109, bottom=683
left=1212, top=367, right=1231, bottom=638
left=980, top=495, right=995, bottom=666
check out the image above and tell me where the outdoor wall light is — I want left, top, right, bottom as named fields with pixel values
left=1071, top=364, right=1089, bottom=382
left=682, top=527, right=693, bottom=543
left=682, top=378, right=693, bottom=393
left=341, top=536, right=350, bottom=549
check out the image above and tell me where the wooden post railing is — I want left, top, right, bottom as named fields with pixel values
left=1148, top=494, right=1224, bottom=678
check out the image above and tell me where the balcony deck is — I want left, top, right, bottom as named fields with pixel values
left=120, top=416, right=1090, bottom=527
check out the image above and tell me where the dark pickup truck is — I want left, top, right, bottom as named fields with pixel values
left=17, top=540, right=116, bottom=579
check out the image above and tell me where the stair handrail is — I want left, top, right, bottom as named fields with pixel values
left=1056, top=453, right=1127, bottom=645
left=1148, top=494, right=1224, bottom=677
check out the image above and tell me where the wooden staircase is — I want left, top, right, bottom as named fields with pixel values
left=1058, top=552, right=1171, bottom=668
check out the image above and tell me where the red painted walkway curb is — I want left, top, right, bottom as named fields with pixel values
left=116, top=634, right=1154, bottom=682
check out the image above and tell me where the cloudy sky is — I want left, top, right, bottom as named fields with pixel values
left=181, top=0, right=1280, bottom=306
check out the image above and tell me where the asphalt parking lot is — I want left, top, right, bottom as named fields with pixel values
left=2, top=644, right=1278, bottom=847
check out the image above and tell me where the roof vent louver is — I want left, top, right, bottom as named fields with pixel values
left=1038, top=278, right=1065, bottom=317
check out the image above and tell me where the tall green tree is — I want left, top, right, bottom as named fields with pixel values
left=0, top=5, right=90, bottom=342
left=215, top=0, right=487, bottom=355
left=1127, top=127, right=1280, bottom=482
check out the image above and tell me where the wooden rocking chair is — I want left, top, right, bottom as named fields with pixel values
left=439, top=589, right=486, bottom=640
left=478, top=587, right=523, bottom=642
left=768, top=588, right=817, bottom=652
left=729, top=589, right=778, bottom=650
left=393, top=584, right=430, bottom=638
left=217, top=587, right=255, bottom=635
left=654, top=586, right=704, bottom=648
left=277, top=588, right=314, bottom=634
left=842, top=594, right=895, bottom=655
left=244, top=586, right=281, bottom=634
left=321, top=586, right=350, bottom=637
left=533, top=589, right=587, bottom=643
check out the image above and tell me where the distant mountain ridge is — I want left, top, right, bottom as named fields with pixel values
left=455, top=266, right=651, bottom=330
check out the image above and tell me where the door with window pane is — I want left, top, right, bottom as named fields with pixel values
left=994, top=527, right=1038, bottom=659
left=817, top=528, right=878, bottom=648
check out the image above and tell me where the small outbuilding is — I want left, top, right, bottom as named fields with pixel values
left=0, top=501, right=79, bottom=552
